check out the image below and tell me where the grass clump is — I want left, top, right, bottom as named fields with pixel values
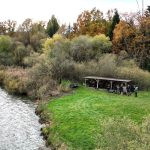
left=97, top=116, right=150, bottom=150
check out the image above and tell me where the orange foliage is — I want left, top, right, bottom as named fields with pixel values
left=70, top=8, right=108, bottom=38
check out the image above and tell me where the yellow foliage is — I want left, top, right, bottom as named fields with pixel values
left=43, top=34, right=64, bottom=54
left=93, top=34, right=110, bottom=42
left=113, top=21, right=135, bottom=42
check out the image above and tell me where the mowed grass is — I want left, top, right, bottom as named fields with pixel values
left=45, top=87, right=150, bottom=150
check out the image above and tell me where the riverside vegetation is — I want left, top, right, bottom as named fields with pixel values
left=0, top=7, right=150, bottom=150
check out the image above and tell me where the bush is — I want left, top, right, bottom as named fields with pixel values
left=58, top=80, right=71, bottom=93
left=70, top=35, right=111, bottom=62
left=13, top=42, right=30, bottom=66
left=27, top=60, right=59, bottom=99
left=70, top=54, right=118, bottom=81
left=4, top=78, right=26, bottom=94
left=23, top=52, right=43, bottom=67
left=2, top=67, right=28, bottom=94
left=0, top=35, right=14, bottom=65
left=92, top=34, right=112, bottom=54
left=43, top=34, right=64, bottom=54
left=117, top=66, right=150, bottom=90
left=70, top=36, right=93, bottom=62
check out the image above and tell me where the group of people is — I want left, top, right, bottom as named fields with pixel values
left=107, top=84, right=139, bottom=97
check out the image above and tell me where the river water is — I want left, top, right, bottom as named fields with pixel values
left=0, top=88, right=46, bottom=150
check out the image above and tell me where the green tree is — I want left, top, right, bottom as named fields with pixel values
left=46, top=15, right=59, bottom=37
left=108, top=10, right=120, bottom=40
left=0, top=35, right=13, bottom=65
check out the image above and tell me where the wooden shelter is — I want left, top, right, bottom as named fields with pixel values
left=83, top=76, right=131, bottom=89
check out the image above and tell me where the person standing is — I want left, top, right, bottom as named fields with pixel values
left=127, top=84, right=131, bottom=96
left=134, top=85, right=138, bottom=97
left=122, top=84, right=127, bottom=95
left=120, top=84, right=123, bottom=95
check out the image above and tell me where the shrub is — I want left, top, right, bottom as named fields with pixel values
left=0, top=35, right=14, bottom=65
left=13, top=42, right=30, bottom=66
left=118, top=67, right=150, bottom=90
left=92, top=34, right=112, bottom=55
left=71, top=54, right=118, bottom=81
left=58, top=80, right=71, bottom=93
left=4, top=78, right=26, bottom=94
left=43, top=34, right=64, bottom=54
left=70, top=35, right=112, bottom=62
left=2, top=68, right=28, bottom=94
left=70, top=36, right=93, bottom=62
left=27, top=61, right=59, bottom=99
left=95, top=54, right=118, bottom=77
left=23, top=52, right=43, bottom=67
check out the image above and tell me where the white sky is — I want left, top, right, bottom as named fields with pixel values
left=0, top=0, right=149, bottom=25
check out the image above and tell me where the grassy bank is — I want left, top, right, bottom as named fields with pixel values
left=38, top=86, right=150, bottom=150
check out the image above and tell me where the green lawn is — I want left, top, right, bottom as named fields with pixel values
left=44, top=87, right=150, bottom=150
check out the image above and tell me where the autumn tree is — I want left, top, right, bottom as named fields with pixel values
left=46, top=15, right=60, bottom=37
left=112, top=20, right=136, bottom=54
left=113, top=12, right=150, bottom=71
left=71, top=8, right=109, bottom=37
left=133, top=14, right=150, bottom=70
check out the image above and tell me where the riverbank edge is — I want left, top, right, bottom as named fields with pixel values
left=35, top=104, right=55, bottom=150
left=0, top=68, right=53, bottom=149
left=0, top=67, right=71, bottom=150
left=35, top=92, right=75, bottom=149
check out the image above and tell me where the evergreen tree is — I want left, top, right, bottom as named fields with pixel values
left=65, top=24, right=72, bottom=38
left=46, top=15, right=59, bottom=37
left=145, top=6, right=150, bottom=17
left=108, top=10, right=120, bottom=40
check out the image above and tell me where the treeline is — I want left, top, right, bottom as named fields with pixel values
left=0, top=7, right=150, bottom=99
left=0, top=7, right=150, bottom=70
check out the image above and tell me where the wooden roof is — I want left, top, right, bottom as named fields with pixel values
left=83, top=76, right=131, bottom=83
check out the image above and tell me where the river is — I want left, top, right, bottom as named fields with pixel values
left=0, top=88, right=46, bottom=150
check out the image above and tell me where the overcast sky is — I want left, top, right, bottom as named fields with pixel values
left=0, top=0, right=149, bottom=25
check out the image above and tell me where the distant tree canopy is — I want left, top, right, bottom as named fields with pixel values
left=0, top=20, right=16, bottom=36
left=113, top=13, right=150, bottom=71
left=46, top=15, right=60, bottom=37
left=16, top=19, right=46, bottom=51
left=0, top=7, right=150, bottom=72
left=70, top=8, right=109, bottom=38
